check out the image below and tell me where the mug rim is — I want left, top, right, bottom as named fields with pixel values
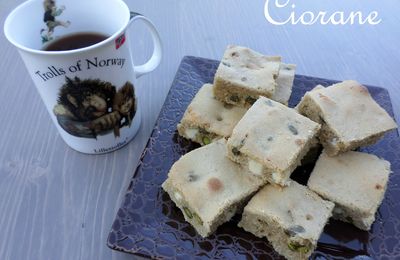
left=4, top=0, right=131, bottom=56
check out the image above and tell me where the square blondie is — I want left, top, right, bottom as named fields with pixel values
left=308, top=150, right=391, bottom=230
left=177, top=84, right=248, bottom=145
left=238, top=181, right=334, bottom=260
left=227, top=97, right=320, bottom=186
left=297, top=80, right=397, bottom=155
left=162, top=140, right=264, bottom=237
left=213, top=45, right=281, bottom=107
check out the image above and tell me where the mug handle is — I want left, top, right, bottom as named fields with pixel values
left=129, top=12, right=162, bottom=78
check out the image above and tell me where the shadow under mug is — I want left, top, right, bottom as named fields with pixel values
left=4, top=0, right=162, bottom=154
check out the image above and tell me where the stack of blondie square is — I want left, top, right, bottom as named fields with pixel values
left=162, top=45, right=397, bottom=259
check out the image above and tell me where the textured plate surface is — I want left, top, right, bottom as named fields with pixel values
left=107, top=56, right=400, bottom=259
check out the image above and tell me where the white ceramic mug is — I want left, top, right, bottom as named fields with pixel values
left=4, top=0, right=162, bottom=154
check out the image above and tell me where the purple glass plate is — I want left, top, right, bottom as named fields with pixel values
left=107, top=56, right=400, bottom=259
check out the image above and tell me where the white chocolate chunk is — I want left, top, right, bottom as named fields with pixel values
left=272, top=172, right=281, bottom=183
left=333, top=207, right=344, bottom=215
left=185, top=128, right=199, bottom=139
left=174, top=192, right=183, bottom=202
left=248, top=159, right=263, bottom=175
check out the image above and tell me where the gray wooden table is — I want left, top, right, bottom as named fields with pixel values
left=0, top=0, right=399, bottom=259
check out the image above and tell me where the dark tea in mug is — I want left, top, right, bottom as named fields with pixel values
left=44, top=32, right=109, bottom=51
